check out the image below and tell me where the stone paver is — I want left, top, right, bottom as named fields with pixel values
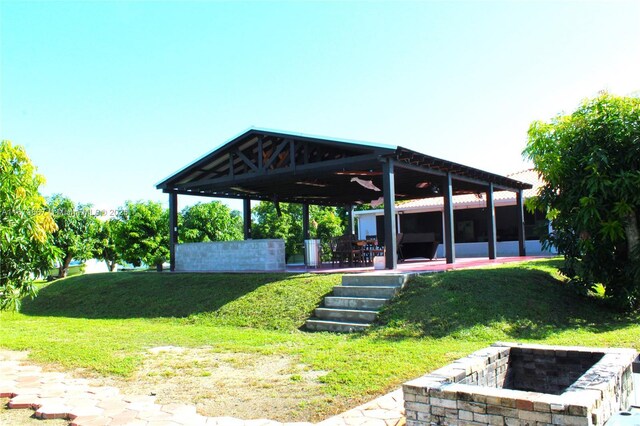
left=317, top=390, right=404, bottom=426
left=0, top=349, right=405, bottom=426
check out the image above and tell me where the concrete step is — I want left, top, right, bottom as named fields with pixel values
left=333, top=285, right=399, bottom=298
left=304, top=273, right=408, bottom=333
left=305, top=319, right=370, bottom=333
left=342, top=273, right=408, bottom=287
left=315, top=307, right=378, bottom=323
left=324, top=296, right=388, bottom=310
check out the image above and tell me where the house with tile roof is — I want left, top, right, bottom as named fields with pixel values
left=353, top=169, right=555, bottom=258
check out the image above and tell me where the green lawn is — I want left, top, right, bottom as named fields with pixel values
left=46, top=264, right=84, bottom=279
left=1, top=259, right=638, bottom=419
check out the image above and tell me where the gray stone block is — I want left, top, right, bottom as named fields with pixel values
left=333, top=286, right=398, bottom=298
left=314, top=307, right=378, bottom=323
left=342, top=273, right=407, bottom=287
left=304, top=319, right=370, bottom=333
left=323, top=297, right=388, bottom=310
left=175, top=239, right=285, bottom=272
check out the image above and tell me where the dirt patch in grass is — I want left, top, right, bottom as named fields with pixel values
left=80, top=346, right=335, bottom=422
left=0, top=399, right=67, bottom=426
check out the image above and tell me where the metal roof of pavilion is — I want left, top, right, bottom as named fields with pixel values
left=156, top=128, right=532, bottom=206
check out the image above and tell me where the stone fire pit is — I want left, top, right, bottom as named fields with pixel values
left=403, top=342, right=637, bottom=426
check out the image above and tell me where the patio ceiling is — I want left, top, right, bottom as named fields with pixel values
left=156, top=128, right=532, bottom=206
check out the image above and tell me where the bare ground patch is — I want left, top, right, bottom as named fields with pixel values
left=0, top=398, right=68, bottom=426
left=78, top=346, right=341, bottom=422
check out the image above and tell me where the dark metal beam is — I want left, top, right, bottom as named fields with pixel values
left=443, top=172, right=455, bottom=264
left=236, top=149, right=258, bottom=172
left=174, top=154, right=381, bottom=190
left=163, top=189, right=357, bottom=207
left=382, top=159, right=397, bottom=270
left=486, top=183, right=497, bottom=260
left=264, top=139, right=290, bottom=170
left=395, top=148, right=532, bottom=190
left=393, top=159, right=526, bottom=192
left=516, top=189, right=526, bottom=256
left=303, top=142, right=309, bottom=164
left=392, top=159, right=447, bottom=177
left=243, top=198, right=252, bottom=240
left=168, top=192, right=178, bottom=271
left=254, top=129, right=392, bottom=155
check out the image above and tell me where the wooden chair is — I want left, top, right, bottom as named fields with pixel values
left=336, top=235, right=364, bottom=267
left=329, top=238, right=343, bottom=266
left=364, top=238, right=384, bottom=265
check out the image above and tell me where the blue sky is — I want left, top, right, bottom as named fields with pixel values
left=1, top=1, right=639, bottom=213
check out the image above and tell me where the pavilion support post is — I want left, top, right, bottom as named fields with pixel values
left=243, top=198, right=252, bottom=240
left=443, top=172, right=455, bottom=264
left=302, top=203, right=310, bottom=266
left=302, top=203, right=310, bottom=240
left=168, top=192, right=178, bottom=272
left=440, top=210, right=446, bottom=259
left=516, top=189, right=526, bottom=256
left=486, top=183, right=497, bottom=260
left=382, top=159, right=397, bottom=270
left=346, top=205, right=355, bottom=236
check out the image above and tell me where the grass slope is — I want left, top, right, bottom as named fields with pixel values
left=23, top=272, right=340, bottom=330
left=1, top=259, right=638, bottom=420
left=374, top=260, right=631, bottom=341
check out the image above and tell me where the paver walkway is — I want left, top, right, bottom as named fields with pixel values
left=0, top=350, right=405, bottom=426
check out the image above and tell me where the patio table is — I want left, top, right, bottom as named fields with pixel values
left=358, top=239, right=385, bottom=265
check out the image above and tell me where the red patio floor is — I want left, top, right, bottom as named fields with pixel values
left=286, top=255, right=552, bottom=275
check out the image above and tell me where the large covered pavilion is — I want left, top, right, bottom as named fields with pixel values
left=156, top=128, right=532, bottom=271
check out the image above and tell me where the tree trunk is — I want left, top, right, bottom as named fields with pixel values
left=58, top=254, right=72, bottom=278
left=624, top=210, right=639, bottom=257
left=105, top=259, right=117, bottom=272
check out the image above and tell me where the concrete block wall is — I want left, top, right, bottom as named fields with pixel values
left=175, top=239, right=285, bottom=272
left=456, top=346, right=511, bottom=388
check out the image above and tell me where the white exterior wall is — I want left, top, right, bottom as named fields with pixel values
left=83, top=259, right=114, bottom=273
left=434, top=240, right=554, bottom=258
left=357, top=215, right=378, bottom=240
left=355, top=211, right=556, bottom=259
left=175, top=239, right=286, bottom=272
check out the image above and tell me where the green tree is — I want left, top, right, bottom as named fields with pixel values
left=180, top=201, right=243, bottom=243
left=95, top=219, right=121, bottom=272
left=0, top=141, right=59, bottom=310
left=312, top=206, right=344, bottom=260
left=524, top=93, right=640, bottom=309
left=48, top=195, right=100, bottom=278
left=252, top=202, right=300, bottom=260
left=252, top=202, right=344, bottom=260
left=115, top=200, right=169, bottom=270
